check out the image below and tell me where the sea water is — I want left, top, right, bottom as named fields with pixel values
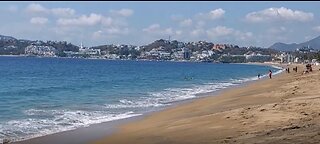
left=0, top=56, right=282, bottom=142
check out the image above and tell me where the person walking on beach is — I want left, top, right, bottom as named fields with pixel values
left=268, top=70, right=272, bottom=79
left=258, top=74, right=261, bottom=79
left=293, top=66, right=298, bottom=72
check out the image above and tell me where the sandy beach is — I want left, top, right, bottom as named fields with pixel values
left=93, top=64, right=320, bottom=144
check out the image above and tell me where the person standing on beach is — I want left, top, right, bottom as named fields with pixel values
left=268, top=70, right=272, bottom=79
left=293, top=66, right=298, bottom=72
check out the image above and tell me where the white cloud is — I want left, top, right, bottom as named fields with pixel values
left=196, top=8, right=225, bottom=20
left=26, top=3, right=48, bottom=13
left=190, top=29, right=205, bottom=37
left=92, top=30, right=103, bottom=39
left=142, top=24, right=160, bottom=32
left=234, top=31, right=253, bottom=41
left=98, top=16, right=128, bottom=28
left=25, top=3, right=75, bottom=17
left=143, top=24, right=177, bottom=36
left=106, top=27, right=129, bottom=35
left=206, top=26, right=253, bottom=41
left=164, top=28, right=174, bottom=35
left=179, top=18, right=192, bottom=27
left=57, top=13, right=102, bottom=26
left=142, top=24, right=252, bottom=42
left=110, top=8, right=134, bottom=17
left=246, top=7, right=314, bottom=23
left=51, top=8, right=75, bottom=17
left=208, top=8, right=225, bottom=20
left=172, top=9, right=223, bottom=33
left=206, top=26, right=233, bottom=38
left=175, top=30, right=182, bottom=36
left=312, top=26, right=320, bottom=32
left=268, top=26, right=287, bottom=34
left=171, top=14, right=184, bottom=21
left=101, top=17, right=113, bottom=26
left=92, top=27, right=129, bottom=40
left=54, top=10, right=130, bottom=38
left=195, top=21, right=206, bottom=28
left=49, top=26, right=81, bottom=36
left=22, top=4, right=132, bottom=44
left=30, top=17, right=48, bottom=25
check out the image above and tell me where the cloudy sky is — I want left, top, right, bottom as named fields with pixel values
left=0, top=1, right=319, bottom=48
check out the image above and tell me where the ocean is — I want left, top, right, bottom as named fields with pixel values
left=0, top=56, right=282, bottom=142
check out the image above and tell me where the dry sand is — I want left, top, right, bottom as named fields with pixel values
left=93, top=64, right=320, bottom=144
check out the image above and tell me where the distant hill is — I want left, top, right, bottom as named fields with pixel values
left=0, top=34, right=79, bottom=55
left=0, top=34, right=281, bottom=57
left=269, top=35, right=320, bottom=52
left=299, top=36, right=320, bottom=50
left=0, top=35, right=17, bottom=41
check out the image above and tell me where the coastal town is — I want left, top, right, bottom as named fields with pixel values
left=1, top=34, right=320, bottom=65
left=3, top=1, right=320, bottom=144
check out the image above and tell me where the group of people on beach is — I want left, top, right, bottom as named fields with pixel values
left=286, top=66, right=298, bottom=73
left=258, top=64, right=317, bottom=80
left=303, top=64, right=313, bottom=74
left=285, top=65, right=317, bottom=75
left=285, top=64, right=316, bottom=75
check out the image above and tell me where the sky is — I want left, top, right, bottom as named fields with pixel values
left=0, top=1, right=320, bottom=48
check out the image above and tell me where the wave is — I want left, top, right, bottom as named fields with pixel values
left=0, top=79, right=249, bottom=142
left=273, top=68, right=285, bottom=75
left=104, top=82, right=236, bottom=110
left=270, top=65, right=284, bottom=70
left=0, top=110, right=140, bottom=142
left=100, top=68, right=287, bottom=125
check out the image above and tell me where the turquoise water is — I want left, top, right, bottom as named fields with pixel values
left=0, top=56, right=282, bottom=142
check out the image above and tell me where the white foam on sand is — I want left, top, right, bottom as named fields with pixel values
left=0, top=110, right=141, bottom=142
left=104, top=82, right=236, bottom=110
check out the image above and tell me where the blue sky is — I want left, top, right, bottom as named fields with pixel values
left=0, top=1, right=319, bottom=48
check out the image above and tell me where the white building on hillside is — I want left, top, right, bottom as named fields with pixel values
left=78, top=42, right=101, bottom=55
left=25, top=45, right=57, bottom=56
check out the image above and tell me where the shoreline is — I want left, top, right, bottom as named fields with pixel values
left=0, top=55, right=287, bottom=65
left=10, top=63, right=284, bottom=144
left=92, top=63, right=320, bottom=144
left=93, top=65, right=318, bottom=144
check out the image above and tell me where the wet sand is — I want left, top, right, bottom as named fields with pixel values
left=94, top=64, right=320, bottom=144
left=12, top=115, right=145, bottom=144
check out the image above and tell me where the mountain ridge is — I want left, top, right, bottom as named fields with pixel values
left=269, top=35, right=320, bottom=51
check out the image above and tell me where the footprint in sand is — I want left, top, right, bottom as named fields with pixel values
left=260, top=109, right=266, bottom=112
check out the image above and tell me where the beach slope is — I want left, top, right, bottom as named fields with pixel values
left=94, top=64, right=320, bottom=144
